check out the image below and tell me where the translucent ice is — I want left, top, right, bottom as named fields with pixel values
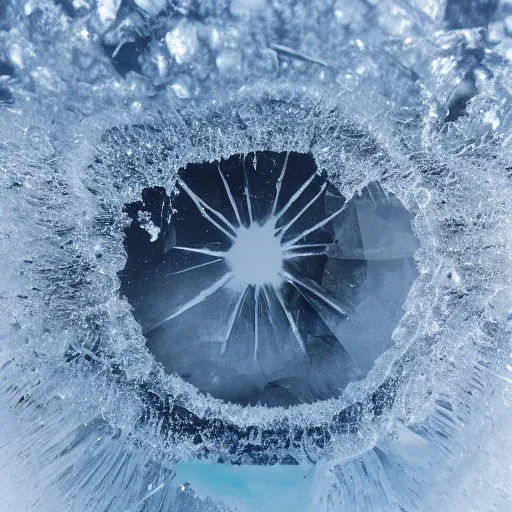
left=0, top=0, right=511, bottom=511
left=120, top=152, right=418, bottom=406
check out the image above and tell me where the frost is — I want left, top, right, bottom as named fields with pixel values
left=135, top=0, right=167, bottom=16
left=138, top=211, right=161, bottom=242
left=230, top=0, right=267, bottom=16
left=216, top=50, right=243, bottom=76
left=97, top=0, right=121, bottom=26
left=0, top=0, right=512, bottom=511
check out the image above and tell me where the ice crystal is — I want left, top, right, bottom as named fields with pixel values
left=0, top=0, right=512, bottom=511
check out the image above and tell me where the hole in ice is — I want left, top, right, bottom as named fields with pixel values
left=119, top=152, right=419, bottom=407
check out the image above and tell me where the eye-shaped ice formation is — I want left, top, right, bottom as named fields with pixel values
left=1, top=0, right=512, bottom=507
left=2, top=93, right=511, bottom=511
left=120, top=151, right=419, bottom=407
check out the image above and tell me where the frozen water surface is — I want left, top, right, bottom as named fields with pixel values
left=120, top=152, right=418, bottom=406
left=0, top=0, right=512, bottom=511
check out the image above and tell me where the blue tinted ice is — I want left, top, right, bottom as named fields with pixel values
left=0, top=0, right=511, bottom=511
left=120, top=152, right=418, bottom=406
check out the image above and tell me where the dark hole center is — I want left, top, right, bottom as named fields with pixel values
left=119, top=151, right=419, bottom=408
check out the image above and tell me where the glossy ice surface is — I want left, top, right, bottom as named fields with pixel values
left=120, top=152, right=418, bottom=406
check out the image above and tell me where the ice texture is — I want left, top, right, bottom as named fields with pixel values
left=0, top=0, right=512, bottom=511
left=120, top=154, right=418, bottom=406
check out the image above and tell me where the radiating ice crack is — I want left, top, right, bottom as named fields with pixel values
left=120, top=151, right=419, bottom=408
